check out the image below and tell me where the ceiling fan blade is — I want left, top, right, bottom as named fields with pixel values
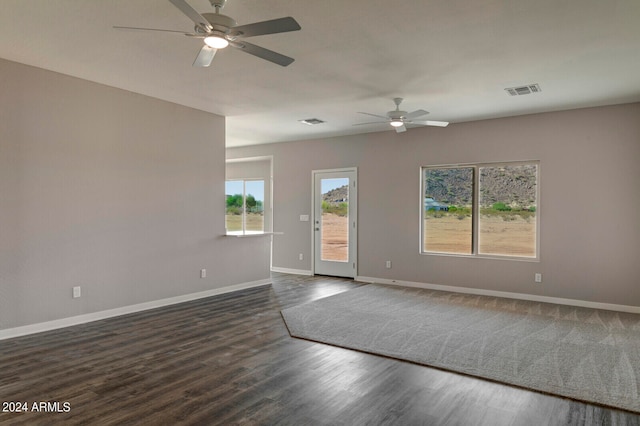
left=352, top=121, right=388, bottom=126
left=113, top=26, right=195, bottom=35
left=169, top=0, right=212, bottom=32
left=405, top=109, right=429, bottom=120
left=414, top=120, right=450, bottom=127
left=357, top=112, right=389, bottom=120
left=193, top=45, right=217, bottom=67
left=395, top=124, right=407, bottom=133
left=230, top=41, right=294, bottom=66
left=230, top=17, right=301, bottom=38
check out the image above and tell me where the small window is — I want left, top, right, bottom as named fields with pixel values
left=421, top=161, right=538, bottom=259
left=225, top=179, right=265, bottom=235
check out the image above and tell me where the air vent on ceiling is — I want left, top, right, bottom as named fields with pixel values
left=299, top=118, right=325, bottom=125
left=505, top=84, right=542, bottom=96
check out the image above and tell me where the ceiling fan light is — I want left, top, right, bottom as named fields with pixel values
left=390, top=120, right=404, bottom=127
left=204, top=35, right=229, bottom=49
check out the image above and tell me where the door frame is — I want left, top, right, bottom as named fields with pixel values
left=311, top=167, right=358, bottom=277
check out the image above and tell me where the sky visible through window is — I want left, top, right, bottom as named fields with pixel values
left=321, top=178, right=348, bottom=194
left=225, top=180, right=264, bottom=202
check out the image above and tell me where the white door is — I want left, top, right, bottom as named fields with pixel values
left=313, top=169, right=357, bottom=278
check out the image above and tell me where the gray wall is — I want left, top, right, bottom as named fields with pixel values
left=228, top=102, right=640, bottom=307
left=0, top=58, right=270, bottom=330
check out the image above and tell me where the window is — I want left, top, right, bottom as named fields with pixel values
left=421, top=162, right=538, bottom=259
left=225, top=179, right=265, bottom=235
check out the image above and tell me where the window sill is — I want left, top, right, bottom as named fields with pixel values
left=224, top=231, right=283, bottom=238
left=420, top=251, right=539, bottom=262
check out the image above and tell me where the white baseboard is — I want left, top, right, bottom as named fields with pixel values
left=0, top=278, right=272, bottom=341
left=356, top=276, right=640, bottom=314
left=271, top=267, right=313, bottom=276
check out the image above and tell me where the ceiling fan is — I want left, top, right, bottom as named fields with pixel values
left=355, top=98, right=449, bottom=133
left=114, top=0, right=301, bottom=67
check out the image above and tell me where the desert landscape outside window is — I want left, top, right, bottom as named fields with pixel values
left=422, top=161, right=538, bottom=259
left=320, top=177, right=350, bottom=262
left=423, top=166, right=474, bottom=255
left=478, top=164, right=538, bottom=257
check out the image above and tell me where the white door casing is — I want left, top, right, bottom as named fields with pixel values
left=312, top=169, right=357, bottom=278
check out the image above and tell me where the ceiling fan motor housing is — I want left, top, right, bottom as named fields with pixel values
left=201, top=13, right=236, bottom=34
left=388, top=111, right=407, bottom=120
left=389, top=98, right=407, bottom=120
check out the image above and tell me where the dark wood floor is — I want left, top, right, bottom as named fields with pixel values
left=1, top=273, right=639, bottom=425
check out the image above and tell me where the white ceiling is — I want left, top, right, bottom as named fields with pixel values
left=1, top=0, right=639, bottom=147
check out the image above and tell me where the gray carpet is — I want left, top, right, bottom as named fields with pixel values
left=281, top=284, right=640, bottom=413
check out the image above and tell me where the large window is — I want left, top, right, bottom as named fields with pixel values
left=225, top=179, right=265, bottom=235
left=422, top=162, right=538, bottom=259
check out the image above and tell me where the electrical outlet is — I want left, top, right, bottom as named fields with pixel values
left=535, top=273, right=542, bottom=283
left=201, top=269, right=206, bottom=278
left=73, top=286, right=81, bottom=298
left=299, top=253, right=304, bottom=261
left=386, top=260, right=392, bottom=269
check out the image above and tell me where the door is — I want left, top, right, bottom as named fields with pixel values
left=313, top=169, right=357, bottom=278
